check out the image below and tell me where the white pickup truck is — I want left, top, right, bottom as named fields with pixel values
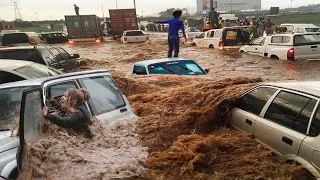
left=240, top=33, right=320, bottom=61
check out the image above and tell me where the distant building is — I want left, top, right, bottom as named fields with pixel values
left=196, top=0, right=261, bottom=13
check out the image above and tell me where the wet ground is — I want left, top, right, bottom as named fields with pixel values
left=20, top=35, right=320, bottom=179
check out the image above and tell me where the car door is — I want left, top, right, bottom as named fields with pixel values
left=195, top=33, right=205, bottom=47
left=17, top=88, right=44, bottom=171
left=298, top=104, right=320, bottom=173
left=203, top=30, right=214, bottom=48
left=254, top=90, right=317, bottom=156
left=231, top=86, right=278, bottom=134
left=246, top=37, right=265, bottom=55
left=43, top=72, right=136, bottom=126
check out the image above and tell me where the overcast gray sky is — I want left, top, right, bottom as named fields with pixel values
left=0, top=0, right=318, bottom=21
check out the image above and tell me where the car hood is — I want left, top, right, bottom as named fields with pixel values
left=0, top=131, right=19, bottom=153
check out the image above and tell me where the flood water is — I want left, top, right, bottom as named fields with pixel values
left=19, top=34, right=320, bottom=179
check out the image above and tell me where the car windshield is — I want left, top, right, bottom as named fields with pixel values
left=125, top=31, right=144, bottom=36
left=305, top=28, right=320, bottom=32
left=0, top=49, right=44, bottom=64
left=2, top=33, right=29, bottom=45
left=14, top=63, right=60, bottom=78
left=148, top=60, right=206, bottom=75
left=0, top=87, right=27, bottom=131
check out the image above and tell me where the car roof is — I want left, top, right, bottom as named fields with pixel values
left=0, top=45, right=48, bottom=50
left=133, top=58, right=190, bottom=66
left=280, top=24, right=316, bottom=27
left=0, top=69, right=109, bottom=89
left=264, top=81, right=320, bottom=97
left=0, top=59, right=34, bottom=71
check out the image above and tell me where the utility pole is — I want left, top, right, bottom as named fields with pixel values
left=115, top=0, right=118, bottom=9
left=290, top=0, right=293, bottom=8
left=34, top=12, right=38, bottom=21
left=101, top=2, right=105, bottom=19
left=133, top=0, right=136, bottom=9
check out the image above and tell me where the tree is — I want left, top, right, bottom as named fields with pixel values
left=159, top=8, right=176, bottom=18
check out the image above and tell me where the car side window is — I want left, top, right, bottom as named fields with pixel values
left=47, top=81, right=78, bottom=99
left=296, top=28, right=305, bottom=33
left=237, top=87, right=277, bottom=115
left=133, top=65, right=147, bottom=75
left=252, top=37, right=265, bottom=45
left=78, top=76, right=126, bottom=115
left=271, top=36, right=290, bottom=43
left=207, top=31, right=214, bottom=38
left=38, top=48, right=56, bottom=65
left=0, top=71, right=25, bottom=84
left=265, top=91, right=317, bottom=134
left=198, top=33, right=205, bottom=39
left=310, top=107, right=320, bottom=137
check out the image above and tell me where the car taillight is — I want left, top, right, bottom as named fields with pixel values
left=69, top=40, right=74, bottom=44
left=95, top=39, right=101, bottom=43
left=124, top=37, right=128, bottom=42
left=287, top=48, right=295, bottom=61
left=219, top=41, right=223, bottom=47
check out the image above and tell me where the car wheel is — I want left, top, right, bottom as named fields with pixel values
left=270, top=55, right=279, bottom=60
left=239, top=50, right=244, bottom=53
left=209, top=44, right=214, bottom=48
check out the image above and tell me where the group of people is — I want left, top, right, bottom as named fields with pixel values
left=237, top=17, right=275, bottom=37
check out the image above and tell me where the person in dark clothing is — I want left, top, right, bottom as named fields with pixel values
left=42, top=88, right=91, bottom=135
left=154, top=9, right=187, bottom=58
left=74, top=4, right=80, bottom=15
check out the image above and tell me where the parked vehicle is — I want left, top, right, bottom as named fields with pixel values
left=194, top=26, right=252, bottom=49
left=132, top=58, right=209, bottom=76
left=121, top=30, right=149, bottom=43
left=1, top=32, right=42, bottom=47
left=38, top=32, right=69, bottom=44
left=109, top=9, right=138, bottom=37
left=0, top=46, right=79, bottom=71
left=230, top=81, right=320, bottom=179
left=239, top=33, right=320, bottom=61
left=65, top=15, right=103, bottom=44
left=0, top=69, right=137, bottom=179
left=279, top=24, right=318, bottom=33
left=0, top=60, right=62, bottom=84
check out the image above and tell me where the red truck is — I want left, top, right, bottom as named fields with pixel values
left=109, top=9, right=138, bottom=37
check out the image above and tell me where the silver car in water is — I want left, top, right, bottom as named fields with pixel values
left=231, top=81, right=320, bottom=179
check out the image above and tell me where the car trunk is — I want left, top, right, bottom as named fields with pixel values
left=222, top=28, right=251, bottom=49
left=125, top=31, right=147, bottom=42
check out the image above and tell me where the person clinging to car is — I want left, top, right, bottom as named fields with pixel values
left=153, top=9, right=187, bottom=58
left=42, top=88, right=92, bottom=136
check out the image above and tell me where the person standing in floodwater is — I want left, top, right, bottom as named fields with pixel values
left=74, top=4, right=80, bottom=15
left=153, top=9, right=187, bottom=58
left=42, top=88, right=91, bottom=136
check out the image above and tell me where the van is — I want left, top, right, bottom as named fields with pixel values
left=1, top=32, right=42, bottom=47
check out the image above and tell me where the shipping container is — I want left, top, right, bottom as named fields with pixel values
left=65, top=15, right=103, bottom=42
left=109, top=9, right=138, bottom=36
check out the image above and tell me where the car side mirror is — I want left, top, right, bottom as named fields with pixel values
left=70, top=54, right=80, bottom=59
left=205, top=68, right=210, bottom=73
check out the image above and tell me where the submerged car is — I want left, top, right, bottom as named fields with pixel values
left=230, top=81, right=320, bottom=179
left=121, top=30, right=149, bottom=44
left=0, top=46, right=79, bottom=71
left=132, top=58, right=209, bottom=76
left=0, top=59, right=62, bottom=84
left=39, top=32, right=69, bottom=44
left=194, top=26, right=252, bottom=49
left=0, top=69, right=137, bottom=179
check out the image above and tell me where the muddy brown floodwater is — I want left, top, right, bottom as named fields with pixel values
left=19, top=35, right=320, bottom=179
